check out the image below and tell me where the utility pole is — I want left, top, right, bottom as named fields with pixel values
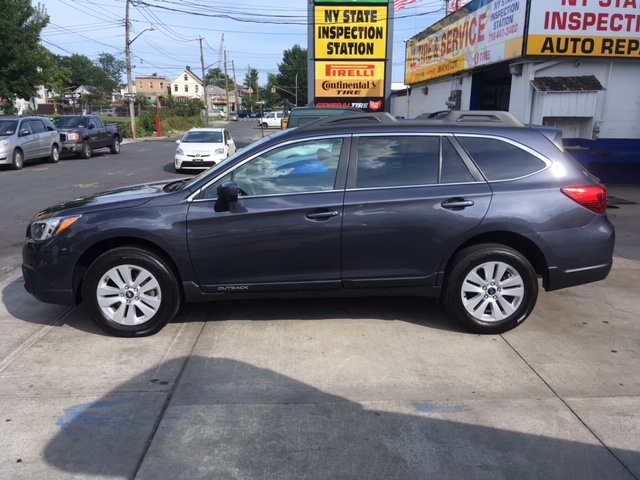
left=223, top=50, right=230, bottom=117
left=232, top=60, right=240, bottom=113
left=200, top=37, right=208, bottom=124
left=125, top=0, right=136, bottom=139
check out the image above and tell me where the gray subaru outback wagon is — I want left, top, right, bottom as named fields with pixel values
left=22, top=111, right=614, bottom=337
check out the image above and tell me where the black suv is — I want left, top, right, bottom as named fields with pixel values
left=22, top=111, right=615, bottom=337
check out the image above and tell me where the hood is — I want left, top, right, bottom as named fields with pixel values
left=35, top=179, right=182, bottom=219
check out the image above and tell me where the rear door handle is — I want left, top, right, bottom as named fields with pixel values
left=441, top=198, right=475, bottom=210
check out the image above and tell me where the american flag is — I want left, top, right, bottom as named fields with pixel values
left=394, top=0, right=418, bottom=11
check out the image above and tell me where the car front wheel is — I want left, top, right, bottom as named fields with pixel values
left=79, top=140, right=92, bottom=159
left=82, top=247, right=181, bottom=337
left=442, top=244, right=538, bottom=334
left=11, top=149, right=24, bottom=170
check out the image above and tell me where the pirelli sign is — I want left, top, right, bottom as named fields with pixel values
left=315, top=62, right=385, bottom=97
left=311, top=1, right=391, bottom=112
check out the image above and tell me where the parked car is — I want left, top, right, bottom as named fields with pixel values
left=0, top=116, right=60, bottom=170
left=283, top=106, right=364, bottom=129
left=55, top=115, right=122, bottom=159
left=228, top=111, right=239, bottom=121
left=249, top=110, right=261, bottom=118
left=237, top=110, right=248, bottom=118
left=174, top=127, right=236, bottom=172
left=22, top=111, right=614, bottom=337
left=259, top=111, right=284, bottom=129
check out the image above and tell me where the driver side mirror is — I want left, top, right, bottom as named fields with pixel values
left=214, top=181, right=239, bottom=212
left=217, top=181, right=239, bottom=202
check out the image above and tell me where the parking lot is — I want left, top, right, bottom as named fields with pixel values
left=1, top=138, right=639, bottom=478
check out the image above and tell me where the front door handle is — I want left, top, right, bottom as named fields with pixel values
left=306, top=210, right=339, bottom=221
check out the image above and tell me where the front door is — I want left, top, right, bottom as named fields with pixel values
left=186, top=136, right=348, bottom=292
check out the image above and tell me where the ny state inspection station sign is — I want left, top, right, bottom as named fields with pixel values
left=311, top=0, right=392, bottom=112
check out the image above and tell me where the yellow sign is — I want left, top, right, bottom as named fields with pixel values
left=527, top=35, right=640, bottom=57
left=315, top=61, right=385, bottom=97
left=314, top=6, right=388, bottom=59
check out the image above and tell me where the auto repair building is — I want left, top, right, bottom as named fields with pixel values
left=398, top=0, right=640, bottom=183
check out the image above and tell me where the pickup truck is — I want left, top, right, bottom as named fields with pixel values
left=55, top=115, right=122, bottom=159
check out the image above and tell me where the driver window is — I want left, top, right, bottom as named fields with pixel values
left=202, top=138, right=343, bottom=199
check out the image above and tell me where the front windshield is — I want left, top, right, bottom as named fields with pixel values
left=182, top=131, right=223, bottom=143
left=0, top=120, right=18, bottom=135
left=182, top=129, right=290, bottom=190
left=56, top=116, right=85, bottom=128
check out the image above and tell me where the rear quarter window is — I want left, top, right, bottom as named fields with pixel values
left=456, top=136, right=546, bottom=180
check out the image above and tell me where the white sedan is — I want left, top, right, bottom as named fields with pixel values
left=174, top=127, right=236, bottom=172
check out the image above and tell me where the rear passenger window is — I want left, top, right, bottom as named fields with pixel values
left=31, top=120, right=46, bottom=134
left=457, top=136, right=546, bottom=180
left=356, top=136, right=439, bottom=188
left=442, top=137, right=475, bottom=183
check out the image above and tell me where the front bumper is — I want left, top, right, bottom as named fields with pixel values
left=22, top=238, right=79, bottom=306
left=60, top=141, right=83, bottom=153
left=174, top=153, right=225, bottom=170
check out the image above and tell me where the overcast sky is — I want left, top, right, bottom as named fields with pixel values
left=40, top=0, right=446, bottom=85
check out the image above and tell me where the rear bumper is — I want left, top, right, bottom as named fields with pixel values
left=539, top=215, right=615, bottom=291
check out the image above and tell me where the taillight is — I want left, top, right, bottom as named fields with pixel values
left=561, top=185, right=607, bottom=214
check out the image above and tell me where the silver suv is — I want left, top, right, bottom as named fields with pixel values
left=0, top=116, right=60, bottom=170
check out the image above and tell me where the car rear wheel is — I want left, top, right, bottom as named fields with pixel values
left=49, top=145, right=60, bottom=163
left=110, top=137, right=121, bottom=154
left=82, top=247, right=181, bottom=337
left=442, top=244, right=538, bottom=334
left=261, top=122, right=268, bottom=129
left=11, top=149, right=24, bottom=170
left=79, top=140, right=92, bottom=159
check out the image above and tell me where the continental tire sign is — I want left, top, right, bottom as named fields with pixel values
left=315, top=62, right=385, bottom=96
left=312, top=1, right=390, bottom=112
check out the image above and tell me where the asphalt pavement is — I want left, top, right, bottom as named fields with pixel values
left=1, top=136, right=639, bottom=479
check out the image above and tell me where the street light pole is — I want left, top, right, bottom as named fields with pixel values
left=125, top=0, right=154, bottom=139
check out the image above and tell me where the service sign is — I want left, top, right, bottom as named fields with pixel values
left=315, top=61, right=385, bottom=97
left=314, top=5, right=388, bottom=59
left=404, top=0, right=526, bottom=84
left=527, top=0, right=640, bottom=57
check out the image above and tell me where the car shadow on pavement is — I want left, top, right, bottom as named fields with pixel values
left=2, top=274, right=460, bottom=335
left=41, top=356, right=640, bottom=479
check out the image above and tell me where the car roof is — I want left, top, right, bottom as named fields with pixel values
left=187, top=127, right=225, bottom=132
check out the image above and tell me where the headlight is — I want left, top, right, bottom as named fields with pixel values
left=177, top=148, right=184, bottom=155
left=0, top=140, right=9, bottom=148
left=214, top=147, right=224, bottom=155
left=30, top=215, right=81, bottom=242
left=67, top=132, right=80, bottom=141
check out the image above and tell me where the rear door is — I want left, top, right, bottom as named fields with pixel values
left=186, top=136, right=348, bottom=292
left=341, top=134, right=492, bottom=288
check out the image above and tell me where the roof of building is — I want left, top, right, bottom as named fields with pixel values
left=531, top=75, right=605, bottom=92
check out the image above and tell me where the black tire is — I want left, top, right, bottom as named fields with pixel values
left=79, top=140, right=92, bottom=159
left=110, top=137, right=121, bottom=154
left=441, top=244, right=538, bottom=334
left=11, top=149, right=24, bottom=170
left=261, top=122, right=268, bottom=129
left=49, top=145, right=60, bottom=163
left=82, top=247, right=181, bottom=337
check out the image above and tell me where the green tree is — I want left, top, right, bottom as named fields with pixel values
left=205, top=67, right=231, bottom=90
left=260, top=73, right=281, bottom=109
left=243, top=66, right=259, bottom=111
left=0, top=0, right=50, bottom=113
left=275, top=44, right=307, bottom=107
left=95, top=52, right=125, bottom=96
